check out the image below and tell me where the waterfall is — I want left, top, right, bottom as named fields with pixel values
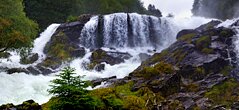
left=80, top=13, right=177, bottom=49
left=32, top=24, right=60, bottom=63
left=0, top=13, right=213, bottom=105
left=80, top=16, right=99, bottom=48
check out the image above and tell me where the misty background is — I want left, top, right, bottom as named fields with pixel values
left=141, top=0, right=194, bottom=17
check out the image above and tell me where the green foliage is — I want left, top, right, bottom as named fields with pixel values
left=48, top=32, right=70, bottom=60
left=0, top=52, right=10, bottom=58
left=136, top=62, right=175, bottom=79
left=87, top=49, right=108, bottom=69
left=178, top=33, right=196, bottom=43
left=205, top=79, right=239, bottom=108
left=0, top=0, right=38, bottom=52
left=201, top=48, right=214, bottom=54
left=66, top=15, right=78, bottom=22
left=219, top=29, right=234, bottom=38
left=90, top=82, right=161, bottom=110
left=195, top=35, right=213, bottom=53
left=220, top=66, right=233, bottom=76
left=183, top=83, right=200, bottom=92
left=24, top=0, right=146, bottom=30
left=48, top=67, right=98, bottom=110
left=195, top=67, right=205, bottom=74
left=172, top=49, right=187, bottom=65
left=168, top=100, right=184, bottom=110
left=195, top=35, right=211, bottom=48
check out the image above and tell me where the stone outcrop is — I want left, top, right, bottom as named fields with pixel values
left=87, top=49, right=132, bottom=71
left=108, top=20, right=239, bottom=109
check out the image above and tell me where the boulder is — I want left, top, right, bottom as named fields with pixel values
left=94, top=64, right=105, bottom=72
left=27, top=66, right=41, bottom=75
left=138, top=53, right=151, bottom=61
left=42, top=17, right=88, bottom=70
left=87, top=49, right=132, bottom=70
left=20, top=53, right=39, bottom=64
left=91, top=76, right=117, bottom=87
left=125, top=20, right=238, bottom=108
left=7, top=68, right=29, bottom=74
left=0, top=52, right=10, bottom=59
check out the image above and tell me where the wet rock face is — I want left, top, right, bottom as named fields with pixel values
left=20, top=53, right=39, bottom=64
left=126, top=20, right=239, bottom=109
left=7, top=68, right=29, bottom=74
left=0, top=52, right=10, bottom=59
left=42, top=25, right=86, bottom=70
left=87, top=49, right=132, bottom=70
left=35, top=15, right=94, bottom=71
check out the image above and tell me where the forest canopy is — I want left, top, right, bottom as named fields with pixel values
left=24, top=0, right=148, bottom=30
left=0, top=0, right=38, bottom=52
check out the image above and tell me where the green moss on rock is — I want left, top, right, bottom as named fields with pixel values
left=0, top=52, right=10, bottom=58
left=135, top=62, right=175, bottom=79
left=205, top=78, right=239, bottom=108
left=178, top=33, right=196, bottom=43
left=89, top=81, right=165, bottom=110
left=195, top=35, right=211, bottom=49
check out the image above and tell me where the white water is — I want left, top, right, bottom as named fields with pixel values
left=218, top=18, right=239, bottom=61
left=80, top=16, right=99, bottom=48
left=32, top=24, right=61, bottom=63
left=0, top=72, right=55, bottom=105
left=0, top=13, right=214, bottom=105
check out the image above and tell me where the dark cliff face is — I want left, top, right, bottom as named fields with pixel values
left=87, top=20, right=239, bottom=109
left=122, top=20, right=239, bottom=109
left=192, top=0, right=239, bottom=20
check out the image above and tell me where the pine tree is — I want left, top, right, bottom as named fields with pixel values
left=48, top=67, right=98, bottom=110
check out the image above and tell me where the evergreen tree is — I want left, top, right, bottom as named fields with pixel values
left=48, top=67, right=98, bottom=110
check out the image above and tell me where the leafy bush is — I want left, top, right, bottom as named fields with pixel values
left=0, top=0, right=38, bottom=52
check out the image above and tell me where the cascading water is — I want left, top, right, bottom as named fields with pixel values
left=32, top=24, right=61, bottom=63
left=80, top=13, right=177, bottom=49
left=0, top=12, right=213, bottom=105
left=0, top=24, right=60, bottom=105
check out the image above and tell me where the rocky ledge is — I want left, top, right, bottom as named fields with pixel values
left=97, top=20, right=239, bottom=109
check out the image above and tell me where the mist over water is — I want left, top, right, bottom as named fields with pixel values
left=141, top=0, right=194, bottom=18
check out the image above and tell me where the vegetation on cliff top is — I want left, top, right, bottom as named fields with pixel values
left=24, top=0, right=149, bottom=30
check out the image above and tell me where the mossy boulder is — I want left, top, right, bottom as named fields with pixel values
left=87, top=49, right=132, bottom=70
left=42, top=22, right=86, bottom=69
left=0, top=52, right=10, bottom=58
left=89, top=81, right=165, bottom=110
left=0, top=100, right=41, bottom=110
left=204, top=78, right=239, bottom=108
left=7, top=68, right=29, bottom=74
left=20, top=53, right=39, bottom=64
left=125, top=20, right=238, bottom=109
